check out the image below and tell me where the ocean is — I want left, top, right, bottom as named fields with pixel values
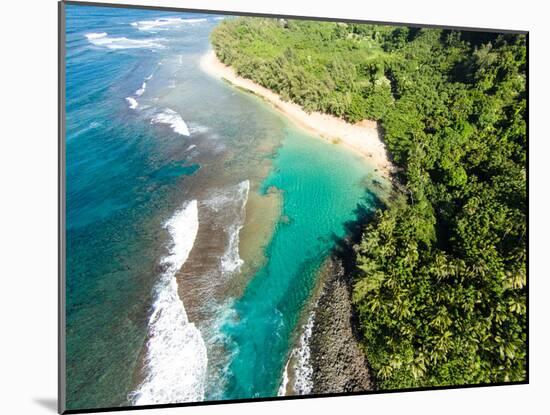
left=65, top=4, right=382, bottom=410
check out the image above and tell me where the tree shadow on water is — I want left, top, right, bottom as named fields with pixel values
left=330, top=188, right=383, bottom=278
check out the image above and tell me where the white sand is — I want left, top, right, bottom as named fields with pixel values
left=200, top=50, right=394, bottom=176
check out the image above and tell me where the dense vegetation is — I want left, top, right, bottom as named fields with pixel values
left=211, top=18, right=527, bottom=388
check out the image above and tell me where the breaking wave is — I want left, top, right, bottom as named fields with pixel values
left=277, top=360, right=290, bottom=396
left=204, top=180, right=250, bottom=275
left=221, top=181, right=249, bottom=274
left=126, top=97, right=138, bottom=109
left=278, top=312, right=315, bottom=396
left=85, top=32, right=165, bottom=49
left=135, top=82, right=147, bottom=96
left=293, top=312, right=315, bottom=394
left=131, top=17, right=207, bottom=31
left=151, top=108, right=190, bottom=136
left=129, top=200, right=208, bottom=405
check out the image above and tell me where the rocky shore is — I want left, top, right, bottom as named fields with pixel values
left=309, top=258, right=374, bottom=394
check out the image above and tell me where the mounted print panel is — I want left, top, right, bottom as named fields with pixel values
left=59, top=1, right=528, bottom=413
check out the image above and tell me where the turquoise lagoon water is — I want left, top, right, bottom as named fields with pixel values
left=65, top=4, right=381, bottom=410
left=220, top=126, right=379, bottom=399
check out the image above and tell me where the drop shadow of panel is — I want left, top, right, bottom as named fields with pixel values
left=34, top=398, right=57, bottom=413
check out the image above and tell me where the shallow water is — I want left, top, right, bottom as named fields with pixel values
left=65, top=4, right=382, bottom=410
left=216, top=123, right=380, bottom=399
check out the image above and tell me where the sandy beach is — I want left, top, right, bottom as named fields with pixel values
left=200, top=50, right=394, bottom=176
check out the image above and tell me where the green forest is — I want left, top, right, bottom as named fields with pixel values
left=211, top=18, right=527, bottom=389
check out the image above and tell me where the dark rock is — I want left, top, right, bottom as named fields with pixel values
left=309, top=258, right=373, bottom=394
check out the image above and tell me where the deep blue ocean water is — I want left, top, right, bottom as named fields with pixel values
left=65, top=4, right=382, bottom=410
left=65, top=5, right=222, bottom=408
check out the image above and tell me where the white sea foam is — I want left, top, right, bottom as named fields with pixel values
left=161, top=200, right=199, bottom=275
left=131, top=17, right=207, bottom=31
left=189, top=125, right=209, bottom=135
left=200, top=299, right=240, bottom=401
left=85, top=32, right=108, bottom=40
left=220, top=181, right=249, bottom=274
left=126, top=97, right=138, bottom=109
left=85, top=32, right=165, bottom=49
left=129, top=200, right=208, bottom=405
left=135, top=82, right=147, bottom=96
left=277, top=359, right=291, bottom=396
left=151, top=108, right=190, bottom=136
left=293, top=312, right=315, bottom=394
left=182, top=18, right=208, bottom=24
left=204, top=181, right=250, bottom=274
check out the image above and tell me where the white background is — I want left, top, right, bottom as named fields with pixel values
left=1, top=0, right=547, bottom=413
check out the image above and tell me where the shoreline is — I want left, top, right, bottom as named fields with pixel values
left=198, top=49, right=381, bottom=395
left=278, top=257, right=374, bottom=397
left=199, top=50, right=394, bottom=177
left=309, top=258, right=373, bottom=394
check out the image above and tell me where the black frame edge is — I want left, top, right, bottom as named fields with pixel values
left=63, top=381, right=528, bottom=414
left=59, top=1, right=67, bottom=414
